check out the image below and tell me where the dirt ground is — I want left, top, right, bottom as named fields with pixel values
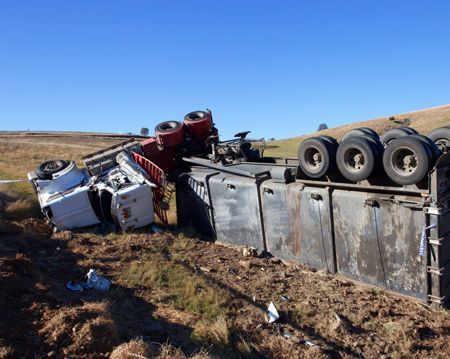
left=1, top=215, right=450, bottom=358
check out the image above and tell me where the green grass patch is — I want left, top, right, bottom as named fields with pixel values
left=124, top=243, right=229, bottom=321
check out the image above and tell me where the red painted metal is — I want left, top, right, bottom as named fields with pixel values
left=183, top=110, right=213, bottom=140
left=141, top=137, right=159, bottom=158
left=140, top=137, right=177, bottom=174
left=155, top=122, right=185, bottom=148
left=132, top=152, right=173, bottom=225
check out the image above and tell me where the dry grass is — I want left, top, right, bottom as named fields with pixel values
left=193, top=315, right=230, bottom=347
left=2, top=199, right=37, bottom=220
left=39, top=300, right=119, bottom=355
left=288, top=301, right=318, bottom=327
left=157, top=342, right=211, bottom=359
left=110, top=338, right=152, bottom=359
left=266, top=104, right=450, bottom=157
left=0, top=345, right=15, bottom=359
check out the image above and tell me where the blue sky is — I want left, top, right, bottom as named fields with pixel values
left=0, top=1, right=449, bottom=139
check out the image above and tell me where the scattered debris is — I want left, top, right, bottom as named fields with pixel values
left=282, top=333, right=316, bottom=346
left=270, top=257, right=282, bottom=264
left=280, top=295, right=290, bottom=302
left=199, top=266, right=215, bottom=273
left=66, top=269, right=112, bottom=292
left=51, top=230, right=72, bottom=241
left=66, top=282, right=83, bottom=292
left=150, top=223, right=163, bottom=233
left=303, top=339, right=316, bottom=346
left=242, top=245, right=258, bottom=257
left=86, top=269, right=111, bottom=292
left=266, top=302, right=280, bottom=323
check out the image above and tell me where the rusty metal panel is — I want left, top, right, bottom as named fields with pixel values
left=261, top=181, right=335, bottom=272
left=176, top=169, right=218, bottom=239
left=332, top=190, right=427, bottom=300
left=259, top=180, right=292, bottom=259
left=208, top=174, right=265, bottom=251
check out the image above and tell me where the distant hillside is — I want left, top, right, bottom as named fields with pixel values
left=265, top=104, right=450, bottom=157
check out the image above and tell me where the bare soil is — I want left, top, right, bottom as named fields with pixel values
left=1, top=217, right=449, bottom=358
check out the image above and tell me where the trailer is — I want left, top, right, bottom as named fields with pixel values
left=176, top=150, right=450, bottom=307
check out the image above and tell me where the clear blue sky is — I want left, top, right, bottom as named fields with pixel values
left=1, top=1, right=449, bottom=139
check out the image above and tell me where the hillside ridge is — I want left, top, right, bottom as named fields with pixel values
left=266, top=104, right=450, bottom=157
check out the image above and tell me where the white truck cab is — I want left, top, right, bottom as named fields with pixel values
left=28, top=148, right=155, bottom=232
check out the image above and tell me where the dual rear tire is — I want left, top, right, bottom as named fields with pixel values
left=336, top=136, right=383, bottom=182
left=299, top=128, right=382, bottom=182
left=428, top=127, right=450, bottom=153
left=298, top=126, right=443, bottom=185
left=382, top=135, right=438, bottom=185
left=297, top=136, right=337, bottom=179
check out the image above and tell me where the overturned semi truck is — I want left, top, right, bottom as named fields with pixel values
left=29, top=111, right=450, bottom=307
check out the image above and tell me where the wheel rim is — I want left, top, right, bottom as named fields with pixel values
left=304, top=147, right=323, bottom=172
left=435, top=138, right=450, bottom=153
left=160, top=123, right=177, bottom=131
left=391, top=148, right=418, bottom=176
left=343, top=148, right=365, bottom=173
left=186, top=112, right=205, bottom=120
left=44, top=162, right=59, bottom=171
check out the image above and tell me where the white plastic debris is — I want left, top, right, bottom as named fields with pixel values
left=266, top=302, right=280, bottom=323
left=86, top=269, right=111, bottom=291
left=304, top=340, right=316, bottom=346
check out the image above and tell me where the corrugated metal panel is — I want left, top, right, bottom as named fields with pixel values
left=176, top=169, right=217, bottom=239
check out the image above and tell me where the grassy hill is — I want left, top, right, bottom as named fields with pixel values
left=265, top=104, right=450, bottom=157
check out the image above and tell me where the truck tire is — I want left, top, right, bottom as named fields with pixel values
left=428, top=127, right=450, bottom=153
left=318, top=135, right=338, bottom=146
left=383, top=137, right=430, bottom=185
left=341, top=128, right=379, bottom=142
left=413, top=134, right=441, bottom=162
left=380, top=128, right=412, bottom=145
left=401, top=127, right=418, bottom=135
left=298, top=137, right=336, bottom=179
left=35, top=160, right=69, bottom=180
left=357, top=127, right=379, bottom=138
left=336, top=136, right=379, bottom=182
left=154, top=121, right=184, bottom=148
left=183, top=110, right=213, bottom=140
